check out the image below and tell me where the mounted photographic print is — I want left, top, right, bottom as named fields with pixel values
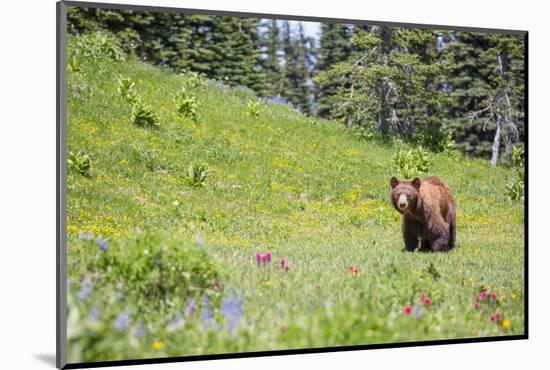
left=56, top=1, right=527, bottom=368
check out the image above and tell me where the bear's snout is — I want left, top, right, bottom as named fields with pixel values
left=398, top=194, right=408, bottom=210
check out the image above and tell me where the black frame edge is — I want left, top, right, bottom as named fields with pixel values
left=57, top=1, right=68, bottom=369
left=57, top=1, right=529, bottom=368
left=61, top=0, right=527, bottom=35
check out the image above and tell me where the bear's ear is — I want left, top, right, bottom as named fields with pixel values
left=412, top=177, right=421, bottom=189
left=390, top=176, right=399, bottom=189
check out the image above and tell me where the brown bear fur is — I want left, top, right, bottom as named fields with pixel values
left=390, top=176, right=456, bottom=252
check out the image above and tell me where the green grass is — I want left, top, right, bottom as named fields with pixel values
left=66, top=56, right=525, bottom=363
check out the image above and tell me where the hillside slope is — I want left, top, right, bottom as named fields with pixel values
left=66, top=57, right=525, bottom=362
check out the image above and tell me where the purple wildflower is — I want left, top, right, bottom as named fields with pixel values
left=135, top=323, right=146, bottom=338
left=77, top=276, right=93, bottom=301
left=166, top=312, right=185, bottom=332
left=185, top=298, right=197, bottom=316
left=201, top=296, right=219, bottom=331
left=97, top=236, right=108, bottom=252
left=114, top=311, right=131, bottom=331
left=221, top=290, right=244, bottom=335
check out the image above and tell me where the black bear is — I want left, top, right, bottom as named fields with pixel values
left=390, top=176, right=456, bottom=252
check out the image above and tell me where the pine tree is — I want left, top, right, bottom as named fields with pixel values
left=316, top=26, right=449, bottom=144
left=280, top=22, right=313, bottom=114
left=446, top=32, right=525, bottom=160
left=314, top=23, right=353, bottom=117
left=259, top=20, right=283, bottom=98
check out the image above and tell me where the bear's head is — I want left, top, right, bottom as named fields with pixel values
left=390, top=176, right=421, bottom=215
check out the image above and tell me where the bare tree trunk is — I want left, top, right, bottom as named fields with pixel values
left=491, top=124, right=501, bottom=166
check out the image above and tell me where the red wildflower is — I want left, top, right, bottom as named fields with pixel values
left=423, top=298, right=432, bottom=306
left=403, top=305, right=413, bottom=315
left=279, top=258, right=285, bottom=267
left=490, top=292, right=497, bottom=301
left=284, top=263, right=290, bottom=272
left=265, top=251, right=272, bottom=263
left=479, top=291, right=488, bottom=300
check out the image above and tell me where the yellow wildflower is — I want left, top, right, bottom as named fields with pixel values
left=152, top=340, right=164, bottom=350
left=264, top=280, right=272, bottom=287
left=502, top=319, right=511, bottom=330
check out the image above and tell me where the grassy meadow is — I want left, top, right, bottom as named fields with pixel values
left=65, top=51, right=525, bottom=363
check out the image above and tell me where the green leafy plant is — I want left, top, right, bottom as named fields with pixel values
left=67, top=31, right=125, bottom=73
left=247, top=100, right=261, bottom=119
left=183, top=71, right=208, bottom=89
left=505, top=146, right=525, bottom=201
left=68, top=151, right=92, bottom=177
left=413, top=125, right=455, bottom=153
left=131, top=98, right=160, bottom=128
left=116, top=75, right=137, bottom=103
left=185, top=164, right=210, bottom=187
left=392, top=146, right=431, bottom=179
left=174, top=88, right=199, bottom=122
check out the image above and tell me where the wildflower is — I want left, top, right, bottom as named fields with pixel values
left=419, top=292, right=427, bottom=300
left=490, top=312, right=501, bottom=322
left=221, top=290, right=244, bottom=335
left=279, top=258, right=285, bottom=267
left=152, top=340, right=164, bottom=350
left=114, top=311, right=131, bottom=330
left=172, top=200, right=180, bottom=207
left=265, top=251, right=272, bottom=263
left=167, top=313, right=185, bottom=332
left=97, top=236, right=108, bottom=252
left=256, top=252, right=262, bottom=266
left=284, top=263, right=290, bottom=272
left=512, top=293, right=517, bottom=300
left=423, top=298, right=432, bottom=306
left=78, top=231, right=93, bottom=241
left=201, top=297, right=218, bottom=331
left=264, top=280, right=272, bottom=286
left=490, top=292, right=497, bottom=301
left=135, top=323, right=146, bottom=338
left=350, top=265, right=359, bottom=275
left=185, top=298, right=197, bottom=316
left=88, top=307, right=101, bottom=322
left=473, top=303, right=480, bottom=310
left=479, top=291, right=488, bottom=300
left=502, top=319, right=511, bottom=330
left=194, top=234, right=205, bottom=246
left=413, top=303, right=423, bottom=319
left=403, top=305, right=413, bottom=315
left=77, top=276, right=93, bottom=301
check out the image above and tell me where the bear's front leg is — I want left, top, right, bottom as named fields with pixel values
left=402, top=218, right=420, bottom=252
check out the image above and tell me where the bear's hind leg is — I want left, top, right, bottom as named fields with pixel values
left=430, top=237, right=450, bottom=252
left=420, top=240, right=431, bottom=251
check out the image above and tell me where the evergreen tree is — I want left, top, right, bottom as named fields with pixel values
left=314, top=23, right=353, bottom=117
left=316, top=26, right=449, bottom=144
left=280, top=22, right=313, bottom=113
left=446, top=32, right=525, bottom=160
left=259, top=20, right=283, bottom=97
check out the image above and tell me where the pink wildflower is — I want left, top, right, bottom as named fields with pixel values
left=490, top=292, right=497, bottom=301
left=423, top=298, right=432, bottom=306
left=265, top=251, right=272, bottom=263
left=403, top=305, right=412, bottom=315
left=284, top=263, right=290, bottom=272
left=479, top=291, right=488, bottom=300
left=473, top=303, right=480, bottom=310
